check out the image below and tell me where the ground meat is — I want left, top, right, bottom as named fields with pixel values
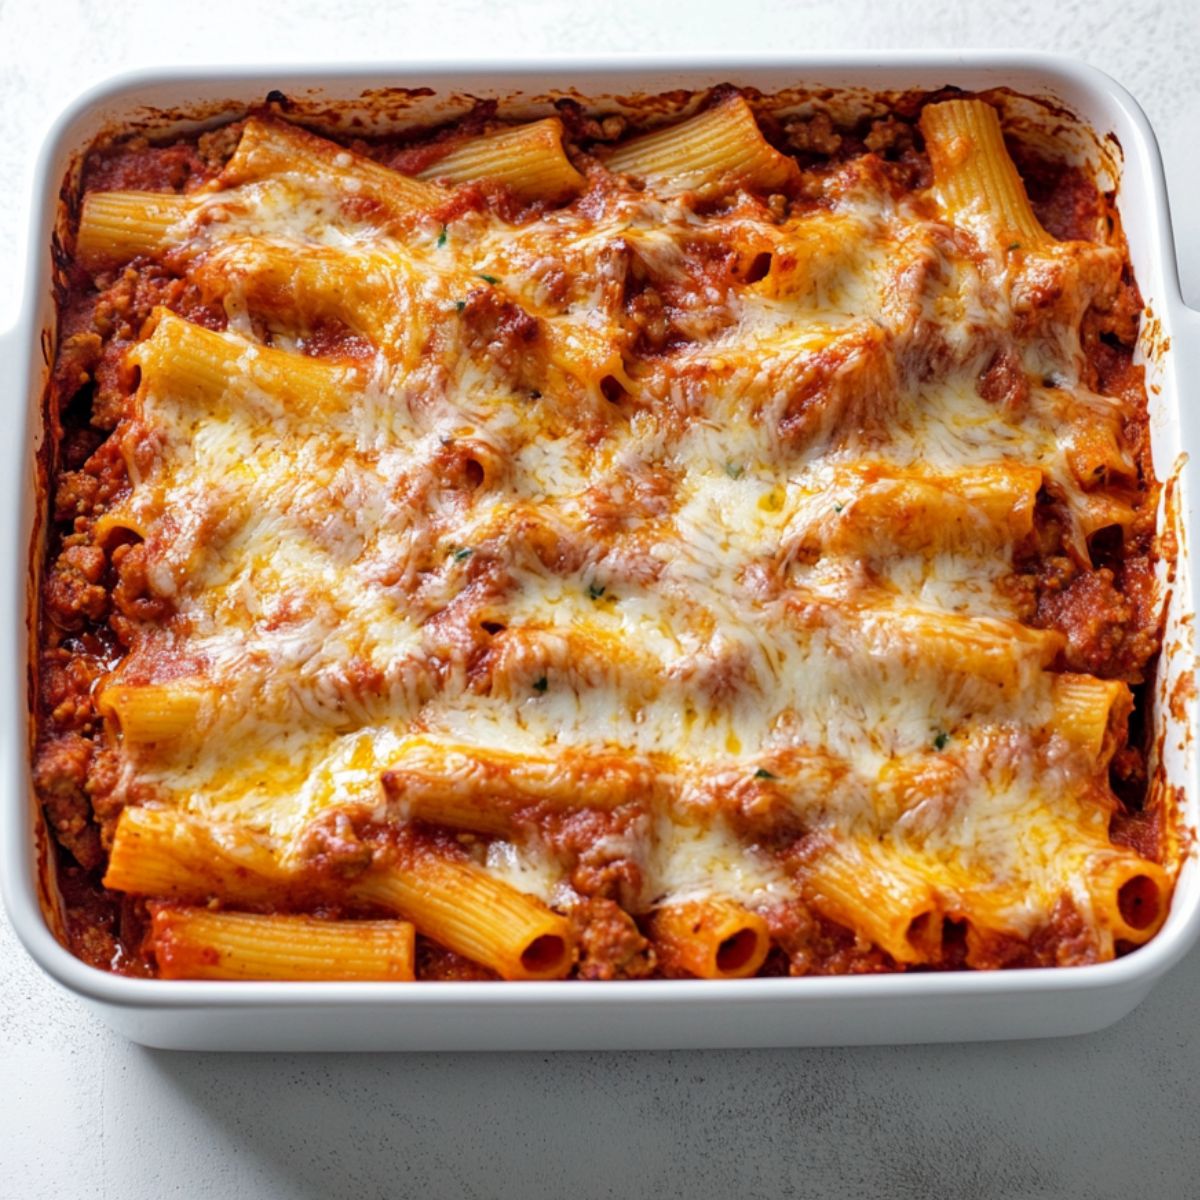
left=619, top=236, right=741, bottom=352
left=977, top=347, right=1030, bottom=412
left=95, top=264, right=225, bottom=339
left=1031, top=896, right=1100, bottom=966
left=40, top=646, right=105, bottom=732
left=553, top=99, right=628, bottom=146
left=625, top=283, right=670, bottom=351
left=196, top=123, right=244, bottom=171
left=863, top=116, right=916, bottom=158
left=44, top=543, right=108, bottom=628
left=805, top=917, right=896, bottom=975
left=570, top=855, right=643, bottom=908
left=53, top=470, right=101, bottom=523
left=65, top=437, right=130, bottom=522
left=762, top=901, right=818, bottom=976
left=90, top=338, right=138, bottom=428
left=82, top=136, right=215, bottom=194
left=784, top=112, right=843, bottom=156
left=459, top=286, right=541, bottom=381
left=60, top=422, right=107, bottom=472
left=1084, top=314, right=1146, bottom=402
left=1034, top=564, right=1143, bottom=677
left=33, top=734, right=102, bottom=869
left=1011, top=143, right=1105, bottom=243
left=571, top=897, right=655, bottom=980
left=426, top=181, right=491, bottom=229
left=971, top=896, right=1100, bottom=969
left=384, top=137, right=459, bottom=177
left=52, top=329, right=103, bottom=402
left=1110, top=742, right=1147, bottom=800
left=296, top=809, right=375, bottom=878
left=525, top=806, right=646, bottom=910
left=1088, top=273, right=1143, bottom=348
left=60, top=874, right=121, bottom=969
left=86, top=745, right=125, bottom=842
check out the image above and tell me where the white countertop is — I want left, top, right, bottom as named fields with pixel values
left=4, top=2, right=1200, bottom=1196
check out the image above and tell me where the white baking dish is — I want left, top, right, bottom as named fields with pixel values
left=3, top=53, right=1198, bottom=1051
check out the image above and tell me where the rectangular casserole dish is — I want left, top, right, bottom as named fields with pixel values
left=4, top=52, right=1198, bottom=1051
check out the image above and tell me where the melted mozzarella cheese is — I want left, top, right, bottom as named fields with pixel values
left=112, top=139, right=1138, bottom=938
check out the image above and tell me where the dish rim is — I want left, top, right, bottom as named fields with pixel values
left=5, top=50, right=1199, bottom=1016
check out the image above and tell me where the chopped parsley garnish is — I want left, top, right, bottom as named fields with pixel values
left=724, top=462, right=744, bottom=480
left=437, top=225, right=447, bottom=248
left=529, top=389, right=542, bottom=400
left=1007, top=242, right=1021, bottom=251
left=587, top=583, right=606, bottom=600
left=451, top=547, right=473, bottom=562
left=454, top=300, right=466, bottom=312
left=478, top=273, right=500, bottom=285
left=933, top=731, right=950, bottom=751
left=833, top=501, right=845, bottom=513
left=533, top=676, right=549, bottom=694
left=754, top=768, right=777, bottom=781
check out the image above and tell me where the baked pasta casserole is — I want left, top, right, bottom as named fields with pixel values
left=35, top=87, right=1174, bottom=981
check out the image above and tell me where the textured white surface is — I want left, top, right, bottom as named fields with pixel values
left=4, top=1, right=1200, bottom=1196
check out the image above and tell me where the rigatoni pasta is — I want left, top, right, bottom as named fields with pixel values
left=920, top=97, right=1053, bottom=248
left=131, top=307, right=362, bottom=411
left=604, top=94, right=798, bottom=193
left=150, top=906, right=416, bottom=981
left=648, top=898, right=771, bottom=979
left=103, top=809, right=289, bottom=907
left=76, top=190, right=196, bottom=269
left=95, top=683, right=208, bottom=744
left=353, top=858, right=574, bottom=981
left=223, top=115, right=448, bottom=217
left=35, top=85, right=1172, bottom=983
left=416, top=117, right=586, bottom=201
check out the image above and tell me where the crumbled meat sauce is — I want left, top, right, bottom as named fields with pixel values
left=977, top=347, right=1030, bottom=413
left=572, top=897, right=656, bottom=979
